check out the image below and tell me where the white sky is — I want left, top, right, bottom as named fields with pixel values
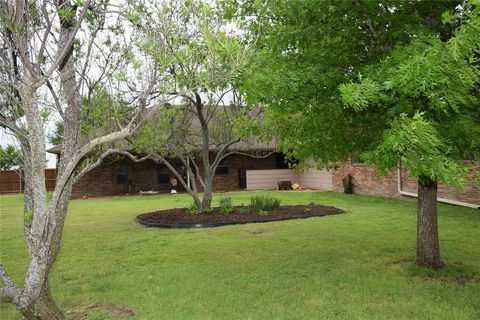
left=0, top=128, right=57, bottom=168
left=0, top=0, right=243, bottom=170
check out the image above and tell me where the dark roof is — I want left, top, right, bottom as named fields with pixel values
left=47, top=105, right=276, bottom=155
left=46, top=140, right=276, bottom=155
left=46, top=145, right=62, bottom=154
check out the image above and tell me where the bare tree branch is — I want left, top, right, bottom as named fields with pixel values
left=0, top=264, right=20, bottom=301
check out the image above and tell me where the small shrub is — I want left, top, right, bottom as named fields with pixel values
left=186, top=202, right=197, bottom=215
left=250, top=195, right=281, bottom=213
left=237, top=206, right=250, bottom=214
left=219, top=197, right=235, bottom=214
left=342, top=174, right=354, bottom=194
left=187, top=203, right=213, bottom=214
left=203, top=206, right=213, bottom=214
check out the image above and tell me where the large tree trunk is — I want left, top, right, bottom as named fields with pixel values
left=11, top=2, right=80, bottom=316
left=21, top=286, right=64, bottom=320
left=416, top=177, right=444, bottom=269
left=200, top=177, right=213, bottom=212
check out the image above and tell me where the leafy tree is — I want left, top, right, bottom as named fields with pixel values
left=230, top=0, right=477, bottom=269
left=47, top=121, right=64, bottom=146
left=134, top=100, right=266, bottom=213
left=0, top=144, right=21, bottom=170
left=0, top=1, right=164, bottom=318
left=126, top=0, right=267, bottom=213
left=229, top=0, right=458, bottom=162
left=340, top=4, right=480, bottom=268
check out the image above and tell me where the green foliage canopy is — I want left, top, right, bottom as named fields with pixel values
left=230, top=0, right=458, bottom=157
left=47, top=121, right=64, bottom=146
left=340, top=3, right=480, bottom=184
left=0, top=144, right=21, bottom=171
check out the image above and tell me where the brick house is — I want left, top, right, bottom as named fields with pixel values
left=47, top=145, right=301, bottom=198
left=332, top=158, right=480, bottom=207
left=46, top=146, right=479, bottom=208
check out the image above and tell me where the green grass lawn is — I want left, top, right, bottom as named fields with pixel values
left=0, top=191, right=479, bottom=319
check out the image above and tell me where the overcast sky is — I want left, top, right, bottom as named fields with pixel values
left=1, top=129, right=57, bottom=168
left=0, top=0, right=242, bottom=170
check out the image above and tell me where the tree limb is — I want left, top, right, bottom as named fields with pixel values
left=0, top=264, right=20, bottom=301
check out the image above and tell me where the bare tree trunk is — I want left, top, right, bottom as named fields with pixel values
left=20, top=1, right=83, bottom=314
left=416, top=177, right=444, bottom=269
left=14, top=3, right=79, bottom=316
left=21, top=160, right=34, bottom=218
left=200, top=177, right=213, bottom=212
left=30, top=182, right=74, bottom=320
left=192, top=194, right=202, bottom=213
left=21, top=286, right=63, bottom=320
left=193, top=93, right=214, bottom=213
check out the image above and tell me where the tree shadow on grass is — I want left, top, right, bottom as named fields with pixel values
left=393, top=258, right=479, bottom=285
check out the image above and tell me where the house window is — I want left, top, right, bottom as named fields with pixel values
left=275, top=152, right=298, bottom=169
left=157, top=164, right=170, bottom=184
left=116, top=163, right=128, bottom=184
left=216, top=158, right=229, bottom=175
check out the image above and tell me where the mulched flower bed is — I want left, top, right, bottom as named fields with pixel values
left=136, top=204, right=344, bottom=228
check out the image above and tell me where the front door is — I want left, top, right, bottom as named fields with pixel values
left=239, top=168, right=246, bottom=189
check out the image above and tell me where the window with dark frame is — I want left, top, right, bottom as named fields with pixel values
left=215, top=158, right=229, bottom=175
left=116, top=163, right=128, bottom=184
left=157, top=164, right=170, bottom=184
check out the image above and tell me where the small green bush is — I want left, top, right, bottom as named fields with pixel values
left=219, top=197, right=235, bottom=214
left=203, top=206, right=213, bottom=214
left=237, top=207, right=250, bottom=214
left=186, top=202, right=197, bottom=215
left=187, top=203, right=213, bottom=214
left=250, top=195, right=281, bottom=213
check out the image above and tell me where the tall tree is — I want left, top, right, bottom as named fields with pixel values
left=339, top=4, right=480, bottom=268
left=0, top=1, right=165, bottom=318
left=134, top=99, right=267, bottom=213
left=230, top=0, right=477, bottom=269
left=229, top=0, right=458, bottom=163
left=0, top=144, right=21, bottom=170
left=47, top=121, right=64, bottom=146
left=125, top=0, right=267, bottom=213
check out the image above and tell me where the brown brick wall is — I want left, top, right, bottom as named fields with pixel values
left=332, top=160, right=480, bottom=205
left=72, top=160, right=131, bottom=198
left=73, top=153, right=479, bottom=206
left=399, top=161, right=480, bottom=205
left=204, top=153, right=277, bottom=192
left=332, top=162, right=399, bottom=197
left=72, top=153, right=278, bottom=198
left=72, top=157, right=188, bottom=198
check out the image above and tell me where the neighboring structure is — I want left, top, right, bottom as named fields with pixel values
left=332, top=159, right=480, bottom=207
left=70, top=153, right=284, bottom=198
left=0, top=169, right=56, bottom=194
left=44, top=147, right=479, bottom=208
left=46, top=146, right=300, bottom=197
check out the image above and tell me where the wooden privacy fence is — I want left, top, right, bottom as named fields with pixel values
left=0, top=169, right=57, bottom=194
